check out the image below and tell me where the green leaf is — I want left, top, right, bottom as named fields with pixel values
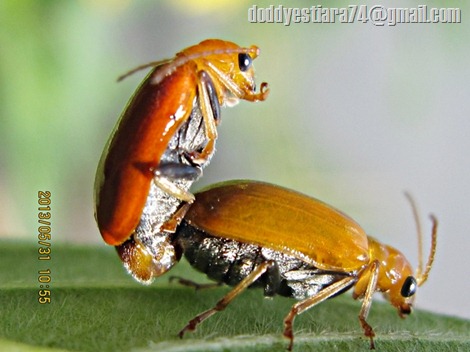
left=1, top=241, right=469, bottom=351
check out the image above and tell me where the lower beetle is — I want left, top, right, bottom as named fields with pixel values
left=172, top=180, right=438, bottom=350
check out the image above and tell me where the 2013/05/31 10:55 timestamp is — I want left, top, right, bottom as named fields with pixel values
left=37, top=191, right=52, bottom=304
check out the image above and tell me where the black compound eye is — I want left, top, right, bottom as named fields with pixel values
left=238, top=53, right=252, bottom=72
left=401, top=276, right=417, bottom=297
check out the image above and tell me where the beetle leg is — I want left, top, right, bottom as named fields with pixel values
left=205, top=61, right=270, bottom=102
left=189, top=71, right=219, bottom=165
left=199, top=70, right=221, bottom=122
left=178, top=260, right=276, bottom=338
left=152, top=176, right=195, bottom=203
left=357, top=260, right=380, bottom=350
left=169, top=276, right=223, bottom=290
left=283, top=276, right=356, bottom=351
left=160, top=203, right=192, bottom=233
left=153, top=163, right=201, bottom=203
left=157, top=162, right=202, bottom=181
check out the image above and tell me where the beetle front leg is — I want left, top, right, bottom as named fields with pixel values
left=178, top=260, right=276, bottom=338
left=205, top=61, right=270, bottom=102
left=356, top=260, right=380, bottom=349
left=283, top=276, right=356, bottom=351
left=189, top=71, right=219, bottom=165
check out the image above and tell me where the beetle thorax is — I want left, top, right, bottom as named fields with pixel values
left=367, top=236, right=414, bottom=292
left=353, top=236, right=416, bottom=315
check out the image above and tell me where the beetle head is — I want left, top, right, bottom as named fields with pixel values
left=121, top=39, right=270, bottom=103
left=182, top=39, right=269, bottom=105
left=381, top=250, right=417, bottom=317
left=377, top=195, right=438, bottom=318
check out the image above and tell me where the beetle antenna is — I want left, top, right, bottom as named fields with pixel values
left=404, top=192, right=424, bottom=277
left=417, top=214, right=438, bottom=286
left=149, top=46, right=260, bottom=86
left=404, top=192, right=438, bottom=286
left=117, top=59, right=173, bottom=82
left=118, top=45, right=261, bottom=84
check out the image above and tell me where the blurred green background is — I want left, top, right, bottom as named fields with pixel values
left=1, top=0, right=469, bottom=322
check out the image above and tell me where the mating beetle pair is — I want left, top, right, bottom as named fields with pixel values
left=94, top=39, right=437, bottom=350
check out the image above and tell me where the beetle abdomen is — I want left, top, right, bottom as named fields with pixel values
left=175, top=222, right=352, bottom=299
left=176, top=221, right=266, bottom=287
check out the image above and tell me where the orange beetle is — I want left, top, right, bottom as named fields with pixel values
left=94, top=40, right=269, bottom=281
left=173, top=180, right=438, bottom=350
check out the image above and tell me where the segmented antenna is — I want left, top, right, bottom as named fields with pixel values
left=117, top=45, right=260, bottom=83
left=404, top=192, right=438, bottom=286
left=117, top=59, right=173, bottom=82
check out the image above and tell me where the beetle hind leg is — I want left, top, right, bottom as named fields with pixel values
left=152, top=174, right=195, bottom=203
left=169, top=275, right=223, bottom=290
left=152, top=162, right=202, bottom=204
left=178, top=260, right=276, bottom=338
left=156, top=162, right=202, bottom=181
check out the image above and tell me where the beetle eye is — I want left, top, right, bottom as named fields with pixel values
left=401, top=276, right=417, bottom=297
left=238, top=53, right=252, bottom=72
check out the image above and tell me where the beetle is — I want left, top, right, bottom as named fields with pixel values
left=171, top=180, right=438, bottom=350
left=93, top=40, right=269, bottom=282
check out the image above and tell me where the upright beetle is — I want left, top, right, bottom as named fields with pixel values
left=172, top=180, right=438, bottom=350
left=94, top=40, right=269, bottom=283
